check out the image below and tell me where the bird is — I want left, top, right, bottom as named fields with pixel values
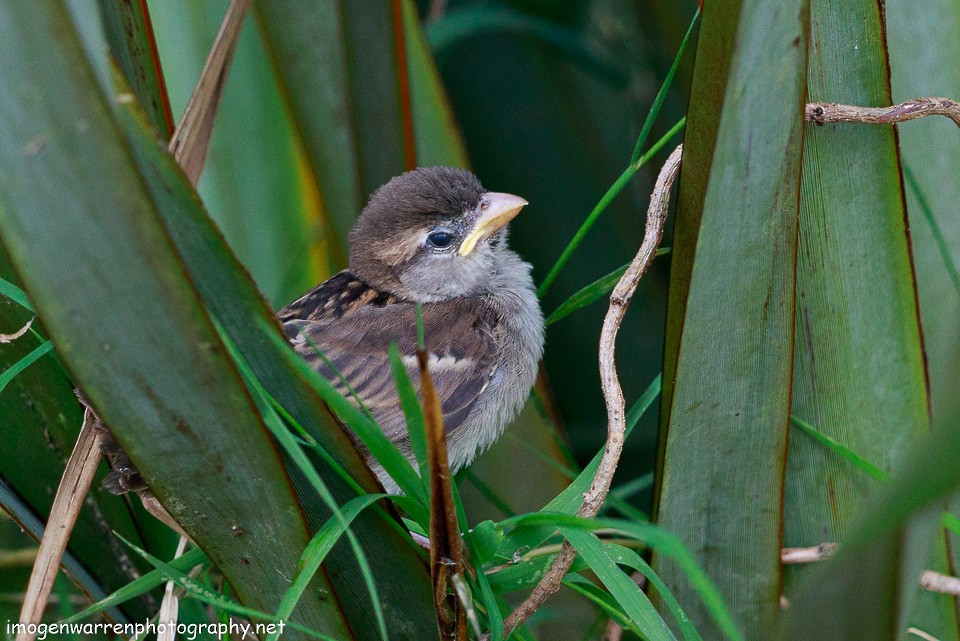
left=278, top=166, right=544, bottom=493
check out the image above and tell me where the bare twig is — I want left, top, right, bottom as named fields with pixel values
left=17, top=408, right=102, bottom=641
left=0, top=317, right=33, bottom=343
left=919, top=569, right=960, bottom=595
left=806, top=97, right=960, bottom=129
left=489, top=145, right=682, bottom=639
left=780, top=542, right=838, bottom=564
left=907, top=627, right=942, bottom=641
left=167, top=0, right=252, bottom=185
left=781, top=544, right=960, bottom=596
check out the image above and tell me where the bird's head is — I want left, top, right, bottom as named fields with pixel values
left=347, top=166, right=528, bottom=302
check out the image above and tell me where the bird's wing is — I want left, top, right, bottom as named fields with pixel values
left=278, top=272, right=500, bottom=444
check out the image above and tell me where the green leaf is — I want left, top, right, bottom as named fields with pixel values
left=779, top=1, right=946, bottom=638
left=147, top=0, right=317, bottom=306
left=790, top=416, right=886, bottom=481
left=771, top=0, right=960, bottom=638
left=561, top=576, right=646, bottom=638
left=0, top=275, right=33, bottom=311
left=501, top=513, right=744, bottom=641
left=0, top=253, right=167, bottom=619
left=604, top=544, right=702, bottom=641
left=545, top=247, right=670, bottom=326
left=62, top=547, right=209, bottom=624
left=254, top=0, right=423, bottom=256
left=0, top=4, right=436, bottom=638
left=389, top=344, right=429, bottom=483
left=268, top=494, right=387, bottom=641
left=96, top=0, right=173, bottom=136
left=561, top=528, right=677, bottom=641
left=653, top=0, right=809, bottom=637
left=888, top=2, right=960, bottom=634
left=116, top=534, right=337, bottom=641
left=0, top=339, right=52, bottom=394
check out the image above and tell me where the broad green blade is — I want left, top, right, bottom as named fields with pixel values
left=653, top=0, right=809, bottom=638
left=0, top=3, right=349, bottom=636
left=403, top=0, right=468, bottom=168
left=887, top=2, right=960, bottom=632
left=254, top=0, right=411, bottom=256
left=782, top=3, right=939, bottom=638
left=0, top=255, right=165, bottom=620
left=96, top=0, right=174, bottom=136
left=656, top=1, right=741, bottom=475
left=147, top=0, right=316, bottom=307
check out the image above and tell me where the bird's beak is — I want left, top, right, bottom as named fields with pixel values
left=458, top=192, right=529, bottom=256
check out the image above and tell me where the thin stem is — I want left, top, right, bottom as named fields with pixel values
left=538, top=117, right=685, bottom=297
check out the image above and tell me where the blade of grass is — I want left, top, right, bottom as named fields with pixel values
left=538, top=118, right=686, bottom=296
left=903, top=164, right=960, bottom=298
left=0, top=340, right=52, bottom=394
left=500, top=513, right=743, bottom=641
left=604, top=544, right=702, bottom=641
left=790, top=415, right=887, bottom=481
left=61, top=547, right=208, bottom=624
left=561, top=528, right=677, bottom=641
left=221, top=326, right=389, bottom=641
left=545, top=247, right=670, bottom=326
left=389, top=344, right=429, bottom=483
left=115, top=534, right=336, bottom=641
left=561, top=576, right=646, bottom=638
left=267, top=494, right=387, bottom=641
left=0, top=276, right=32, bottom=312
left=261, top=321, right=428, bottom=513
left=630, top=7, right=700, bottom=164
left=498, top=374, right=660, bottom=556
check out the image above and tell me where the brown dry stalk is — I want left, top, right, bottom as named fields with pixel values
left=488, top=145, right=682, bottom=639
left=806, top=97, right=960, bottom=129
left=167, top=0, right=252, bottom=184
left=420, top=349, right=468, bottom=641
left=16, top=409, right=102, bottom=641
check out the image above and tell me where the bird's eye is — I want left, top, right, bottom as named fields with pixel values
left=426, top=230, right=455, bottom=249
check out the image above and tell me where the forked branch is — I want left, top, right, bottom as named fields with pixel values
left=806, top=97, right=960, bottom=129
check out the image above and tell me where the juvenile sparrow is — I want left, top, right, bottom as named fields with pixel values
left=279, top=166, right=544, bottom=492
left=96, top=166, right=543, bottom=499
